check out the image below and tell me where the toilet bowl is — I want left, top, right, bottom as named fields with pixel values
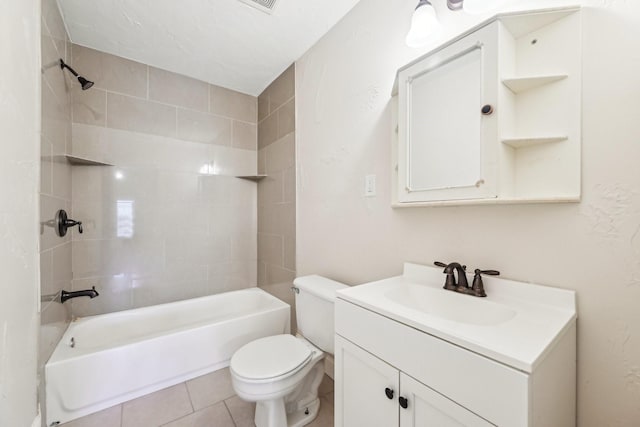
left=229, top=275, right=347, bottom=427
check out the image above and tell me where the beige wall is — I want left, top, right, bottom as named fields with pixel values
left=0, top=0, right=41, bottom=425
left=296, top=0, right=640, bottom=425
left=69, top=46, right=259, bottom=316
left=39, top=0, right=73, bottom=380
left=257, top=65, right=297, bottom=330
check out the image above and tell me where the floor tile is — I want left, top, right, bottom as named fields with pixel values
left=60, top=404, right=122, bottom=427
left=161, top=401, right=235, bottom=427
left=186, top=368, right=236, bottom=411
left=318, top=375, right=334, bottom=397
left=308, top=392, right=334, bottom=427
left=122, top=383, right=193, bottom=427
left=224, top=396, right=256, bottom=427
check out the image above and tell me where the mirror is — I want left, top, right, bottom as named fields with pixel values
left=407, top=46, right=482, bottom=192
left=395, top=22, right=499, bottom=204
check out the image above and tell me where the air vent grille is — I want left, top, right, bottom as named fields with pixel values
left=238, top=0, right=279, bottom=14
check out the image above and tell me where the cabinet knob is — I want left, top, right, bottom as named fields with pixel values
left=399, top=396, right=409, bottom=409
left=384, top=387, right=394, bottom=400
left=481, top=104, right=494, bottom=115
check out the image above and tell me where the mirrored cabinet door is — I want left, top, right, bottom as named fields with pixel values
left=397, top=22, right=499, bottom=203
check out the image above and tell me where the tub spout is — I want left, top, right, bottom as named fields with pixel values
left=61, top=286, right=99, bottom=303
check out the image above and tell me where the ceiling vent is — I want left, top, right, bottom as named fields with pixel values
left=238, top=0, right=279, bottom=14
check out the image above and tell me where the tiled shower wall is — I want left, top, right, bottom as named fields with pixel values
left=257, top=65, right=297, bottom=329
left=69, top=45, right=259, bottom=316
left=40, top=0, right=73, bottom=372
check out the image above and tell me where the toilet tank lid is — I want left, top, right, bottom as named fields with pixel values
left=293, top=275, right=348, bottom=301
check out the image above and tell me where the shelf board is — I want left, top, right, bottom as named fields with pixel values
left=64, top=154, right=113, bottom=166
left=501, top=136, right=567, bottom=149
left=502, top=74, right=567, bottom=93
left=235, top=175, right=267, bottom=182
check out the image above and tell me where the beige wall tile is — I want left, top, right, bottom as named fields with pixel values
left=72, top=45, right=147, bottom=98
left=70, top=276, right=133, bottom=317
left=267, top=64, right=295, bottom=112
left=41, top=137, right=53, bottom=195
left=265, top=133, right=295, bottom=173
left=70, top=123, right=111, bottom=164
left=209, top=85, right=257, bottom=123
left=122, top=383, right=192, bottom=427
left=232, top=120, right=257, bottom=151
left=277, top=98, right=295, bottom=139
left=265, top=263, right=296, bottom=287
left=40, top=249, right=54, bottom=297
left=52, top=242, right=72, bottom=291
left=258, top=112, right=278, bottom=149
left=258, top=92, right=269, bottom=122
left=258, top=147, right=266, bottom=174
left=230, top=232, right=257, bottom=262
left=186, top=368, right=235, bottom=411
left=258, top=172, right=283, bottom=207
left=163, top=402, right=234, bottom=427
left=257, top=261, right=267, bottom=287
left=284, top=236, right=296, bottom=271
left=107, top=92, right=177, bottom=137
left=258, top=202, right=295, bottom=237
left=258, top=233, right=283, bottom=266
left=177, top=108, right=231, bottom=146
left=41, top=34, right=66, bottom=76
left=42, top=0, right=68, bottom=41
left=149, top=67, right=208, bottom=112
left=42, top=77, right=70, bottom=150
left=52, top=157, right=72, bottom=200
left=72, top=86, right=106, bottom=126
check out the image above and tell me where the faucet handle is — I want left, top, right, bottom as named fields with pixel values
left=471, top=269, right=500, bottom=297
left=434, top=261, right=448, bottom=269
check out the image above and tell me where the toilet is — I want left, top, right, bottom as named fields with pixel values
left=229, top=275, right=347, bottom=427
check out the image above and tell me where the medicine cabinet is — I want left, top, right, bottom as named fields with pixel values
left=392, top=7, right=582, bottom=206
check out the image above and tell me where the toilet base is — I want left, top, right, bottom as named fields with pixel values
left=255, top=397, right=320, bottom=427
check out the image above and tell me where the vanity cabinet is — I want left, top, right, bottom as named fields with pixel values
left=335, top=335, right=492, bottom=427
left=392, top=7, right=582, bottom=206
left=334, top=281, right=576, bottom=427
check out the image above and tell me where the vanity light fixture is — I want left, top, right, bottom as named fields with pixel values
left=405, top=0, right=441, bottom=48
left=406, top=0, right=507, bottom=48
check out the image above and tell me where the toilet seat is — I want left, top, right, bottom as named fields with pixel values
left=231, top=335, right=312, bottom=382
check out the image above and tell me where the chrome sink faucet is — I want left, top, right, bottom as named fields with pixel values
left=435, top=261, right=499, bottom=297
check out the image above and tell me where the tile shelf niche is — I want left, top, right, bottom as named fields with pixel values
left=235, top=175, right=267, bottom=182
left=64, top=154, right=113, bottom=166
left=391, top=6, right=582, bottom=206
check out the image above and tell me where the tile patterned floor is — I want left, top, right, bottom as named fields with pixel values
left=59, top=368, right=335, bottom=427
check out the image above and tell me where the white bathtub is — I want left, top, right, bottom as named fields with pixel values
left=45, top=287, right=290, bottom=426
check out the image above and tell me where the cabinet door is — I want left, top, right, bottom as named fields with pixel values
left=396, top=21, right=499, bottom=203
left=335, top=335, right=399, bottom=427
left=399, top=373, right=494, bottom=427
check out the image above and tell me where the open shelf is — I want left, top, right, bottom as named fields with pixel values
left=501, top=74, right=567, bottom=93
left=501, top=136, right=567, bottom=149
left=235, top=175, right=267, bottom=182
left=64, top=154, right=113, bottom=166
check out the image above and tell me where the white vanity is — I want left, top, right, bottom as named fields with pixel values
left=334, top=263, right=576, bottom=426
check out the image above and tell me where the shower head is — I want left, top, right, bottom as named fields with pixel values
left=59, top=59, right=94, bottom=90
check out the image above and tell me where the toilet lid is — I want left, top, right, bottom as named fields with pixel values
left=231, top=335, right=312, bottom=380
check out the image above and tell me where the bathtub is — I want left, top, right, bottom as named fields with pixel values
left=45, top=287, right=290, bottom=426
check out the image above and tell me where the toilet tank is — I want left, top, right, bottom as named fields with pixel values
left=294, top=275, right=347, bottom=354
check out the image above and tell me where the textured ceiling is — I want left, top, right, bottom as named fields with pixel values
left=57, top=0, right=362, bottom=95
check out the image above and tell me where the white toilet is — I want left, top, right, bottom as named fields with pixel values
left=229, top=275, right=347, bottom=427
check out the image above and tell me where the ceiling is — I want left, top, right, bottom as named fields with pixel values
left=57, top=0, right=362, bottom=96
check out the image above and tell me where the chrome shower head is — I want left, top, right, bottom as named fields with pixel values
left=59, top=59, right=94, bottom=90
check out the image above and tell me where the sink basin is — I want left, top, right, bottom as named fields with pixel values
left=385, top=283, right=516, bottom=326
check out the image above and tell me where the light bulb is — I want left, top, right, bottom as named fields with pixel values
left=463, top=0, right=509, bottom=15
left=405, top=1, right=441, bottom=48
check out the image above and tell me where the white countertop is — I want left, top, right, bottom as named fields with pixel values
left=336, top=263, right=577, bottom=373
